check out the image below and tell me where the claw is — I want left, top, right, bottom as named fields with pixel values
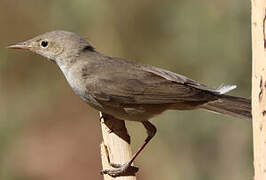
left=101, top=163, right=139, bottom=177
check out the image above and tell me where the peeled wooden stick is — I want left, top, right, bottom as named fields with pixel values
left=251, top=1, right=266, bottom=179
left=100, top=112, right=137, bottom=180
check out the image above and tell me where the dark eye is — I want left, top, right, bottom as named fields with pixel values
left=41, top=40, right=48, bottom=48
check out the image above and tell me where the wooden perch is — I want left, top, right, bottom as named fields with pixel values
left=100, top=112, right=137, bottom=180
left=251, top=1, right=266, bottom=179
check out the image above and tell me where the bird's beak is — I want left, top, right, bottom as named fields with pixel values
left=7, top=42, right=30, bottom=50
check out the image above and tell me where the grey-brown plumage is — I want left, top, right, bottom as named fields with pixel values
left=8, top=30, right=251, bottom=176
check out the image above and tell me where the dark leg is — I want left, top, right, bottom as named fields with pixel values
left=101, top=121, right=157, bottom=177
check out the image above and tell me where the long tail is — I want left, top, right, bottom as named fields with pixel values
left=201, top=94, right=251, bottom=120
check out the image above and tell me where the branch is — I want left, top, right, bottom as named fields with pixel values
left=251, top=1, right=266, bottom=180
left=99, top=112, right=137, bottom=180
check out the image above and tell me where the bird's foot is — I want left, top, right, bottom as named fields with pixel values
left=101, top=162, right=139, bottom=177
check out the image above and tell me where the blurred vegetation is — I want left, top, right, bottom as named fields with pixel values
left=0, top=0, right=252, bottom=180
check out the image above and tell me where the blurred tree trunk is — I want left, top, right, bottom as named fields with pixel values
left=251, top=1, right=266, bottom=179
left=100, top=112, right=136, bottom=180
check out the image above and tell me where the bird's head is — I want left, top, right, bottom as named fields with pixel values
left=7, top=30, right=94, bottom=63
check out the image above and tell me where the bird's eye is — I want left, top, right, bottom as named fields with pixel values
left=40, top=40, right=48, bottom=48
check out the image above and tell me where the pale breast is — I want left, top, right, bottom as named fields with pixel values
left=57, top=61, right=87, bottom=97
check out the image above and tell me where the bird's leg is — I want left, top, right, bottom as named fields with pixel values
left=101, top=121, right=157, bottom=177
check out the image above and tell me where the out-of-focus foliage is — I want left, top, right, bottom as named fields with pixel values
left=0, top=0, right=252, bottom=180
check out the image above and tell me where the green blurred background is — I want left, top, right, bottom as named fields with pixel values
left=0, top=0, right=252, bottom=180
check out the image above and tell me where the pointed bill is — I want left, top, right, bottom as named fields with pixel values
left=7, top=42, right=29, bottom=50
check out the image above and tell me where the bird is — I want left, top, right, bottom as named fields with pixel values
left=7, top=30, right=251, bottom=177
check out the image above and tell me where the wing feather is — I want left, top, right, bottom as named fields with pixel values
left=85, top=58, right=217, bottom=105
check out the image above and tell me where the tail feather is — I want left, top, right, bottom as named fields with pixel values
left=201, top=94, right=251, bottom=120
